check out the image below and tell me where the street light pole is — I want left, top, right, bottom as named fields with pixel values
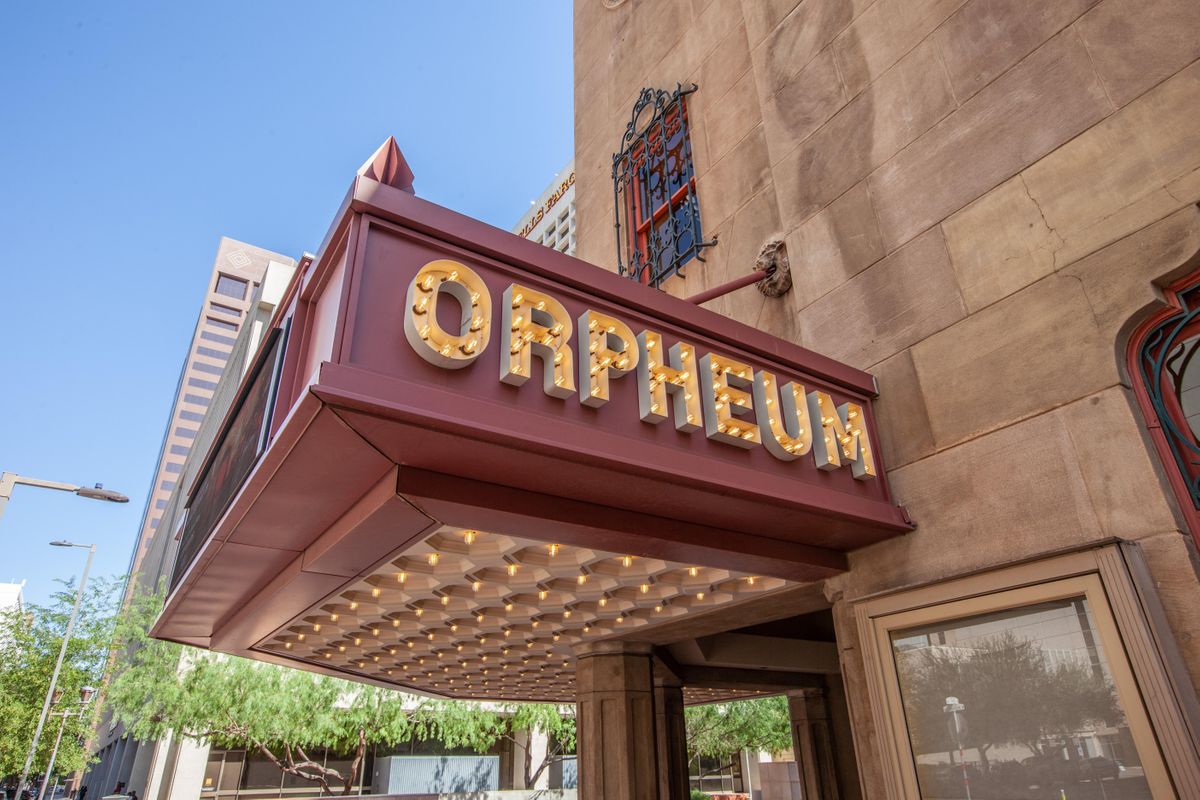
left=36, top=687, right=96, bottom=800
left=0, top=471, right=129, bottom=526
left=17, top=542, right=97, bottom=800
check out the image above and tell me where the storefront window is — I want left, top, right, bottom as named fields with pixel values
left=890, top=596, right=1150, bottom=799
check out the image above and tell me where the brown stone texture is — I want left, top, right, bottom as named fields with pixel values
left=786, top=180, right=884, bottom=310
left=934, top=0, right=1101, bottom=102
left=1057, top=206, right=1200, bottom=339
left=704, top=68, right=762, bottom=166
left=1077, top=0, right=1200, bottom=107
left=738, top=0, right=803, bottom=48
left=845, top=406, right=1105, bottom=598
left=696, top=183, right=781, bottom=325
left=751, top=0, right=869, bottom=95
left=1022, top=61, right=1200, bottom=269
left=942, top=175, right=1064, bottom=312
left=572, top=0, right=1200, bottom=787
left=799, top=227, right=966, bottom=369
left=869, top=28, right=1113, bottom=252
left=774, top=38, right=956, bottom=231
left=871, top=349, right=936, bottom=470
left=1135, top=532, right=1200, bottom=694
left=698, top=20, right=752, bottom=106
left=574, top=647, right=659, bottom=800
left=911, top=273, right=1116, bottom=449
left=1062, top=388, right=1180, bottom=539
left=833, top=0, right=970, bottom=97
left=759, top=48, right=848, bottom=168
left=696, top=125, right=772, bottom=232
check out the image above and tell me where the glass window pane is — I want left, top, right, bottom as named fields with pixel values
left=215, top=274, right=248, bottom=300
left=201, top=751, right=222, bottom=793
left=240, top=752, right=282, bottom=789
left=890, top=597, right=1151, bottom=799
left=218, top=751, right=244, bottom=792
left=1165, top=332, right=1200, bottom=439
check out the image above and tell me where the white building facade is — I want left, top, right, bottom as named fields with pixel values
left=513, top=161, right=575, bottom=256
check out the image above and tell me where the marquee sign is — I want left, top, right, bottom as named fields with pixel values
left=402, top=259, right=876, bottom=479
left=155, top=140, right=912, bottom=659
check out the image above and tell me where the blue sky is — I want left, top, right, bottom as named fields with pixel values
left=0, top=2, right=573, bottom=607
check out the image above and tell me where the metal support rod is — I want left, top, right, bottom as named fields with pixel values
left=37, top=713, right=72, bottom=800
left=685, top=268, right=769, bottom=305
left=17, top=544, right=96, bottom=799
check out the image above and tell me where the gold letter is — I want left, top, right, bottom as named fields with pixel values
left=403, top=260, right=490, bottom=369
left=700, top=354, right=761, bottom=449
left=578, top=310, right=639, bottom=408
left=501, top=284, right=575, bottom=398
left=637, top=332, right=702, bottom=432
left=753, top=371, right=812, bottom=461
left=808, top=391, right=877, bottom=479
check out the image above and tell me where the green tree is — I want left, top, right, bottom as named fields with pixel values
left=502, top=703, right=575, bottom=788
left=0, top=576, right=122, bottom=780
left=684, top=695, right=792, bottom=781
left=107, top=589, right=572, bottom=794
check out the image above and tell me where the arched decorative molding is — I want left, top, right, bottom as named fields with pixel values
left=1128, top=263, right=1200, bottom=543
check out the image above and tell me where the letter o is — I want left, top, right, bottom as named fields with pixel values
left=403, top=260, right=491, bottom=368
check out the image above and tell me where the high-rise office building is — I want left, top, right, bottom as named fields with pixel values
left=85, top=239, right=295, bottom=800
left=513, top=161, right=575, bottom=255
left=125, top=238, right=292, bottom=586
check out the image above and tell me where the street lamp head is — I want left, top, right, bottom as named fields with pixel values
left=74, top=483, right=129, bottom=503
left=79, top=686, right=96, bottom=704
left=51, top=688, right=64, bottom=705
left=49, top=540, right=75, bottom=548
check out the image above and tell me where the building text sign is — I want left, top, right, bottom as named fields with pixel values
left=401, top=259, right=875, bottom=480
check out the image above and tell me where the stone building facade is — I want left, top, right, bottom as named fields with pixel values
left=150, top=3, right=1200, bottom=798
left=571, top=0, right=1200, bottom=796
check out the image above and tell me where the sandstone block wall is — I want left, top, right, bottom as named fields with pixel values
left=573, top=0, right=1200, bottom=792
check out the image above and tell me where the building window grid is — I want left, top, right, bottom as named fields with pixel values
left=215, top=274, right=249, bottom=300
left=612, top=83, right=714, bottom=287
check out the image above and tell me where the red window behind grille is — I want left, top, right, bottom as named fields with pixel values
left=613, top=86, right=707, bottom=287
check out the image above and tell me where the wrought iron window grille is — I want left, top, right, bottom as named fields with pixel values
left=1137, top=282, right=1200, bottom=512
left=612, top=83, right=716, bottom=288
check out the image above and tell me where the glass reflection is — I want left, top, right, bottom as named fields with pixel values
left=891, top=597, right=1152, bottom=799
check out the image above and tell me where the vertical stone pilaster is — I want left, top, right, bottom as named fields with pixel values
left=788, top=688, right=841, bottom=800
left=653, top=676, right=689, bottom=800
left=574, top=641, right=660, bottom=800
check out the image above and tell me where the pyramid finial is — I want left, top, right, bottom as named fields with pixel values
left=358, top=137, right=415, bottom=194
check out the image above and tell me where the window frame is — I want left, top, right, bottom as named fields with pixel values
left=612, top=83, right=714, bottom=288
left=1128, top=271, right=1200, bottom=544
left=853, top=544, right=1200, bottom=799
left=215, top=273, right=249, bottom=300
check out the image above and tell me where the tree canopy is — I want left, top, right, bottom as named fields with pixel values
left=106, top=588, right=574, bottom=794
left=685, top=694, right=793, bottom=780
left=0, top=576, right=122, bottom=780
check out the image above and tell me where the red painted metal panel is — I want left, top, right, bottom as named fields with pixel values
left=154, top=148, right=915, bottom=661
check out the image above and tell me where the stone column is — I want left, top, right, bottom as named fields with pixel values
left=787, top=688, right=840, bottom=800
left=574, top=641, right=660, bottom=800
left=653, top=671, right=690, bottom=800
